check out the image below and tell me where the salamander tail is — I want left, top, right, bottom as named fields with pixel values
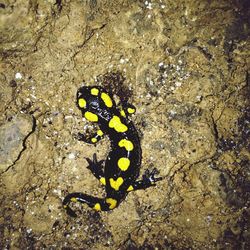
left=63, top=192, right=117, bottom=217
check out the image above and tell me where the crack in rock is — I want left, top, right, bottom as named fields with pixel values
left=0, top=114, right=36, bottom=173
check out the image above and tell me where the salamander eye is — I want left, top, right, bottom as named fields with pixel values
left=89, top=100, right=99, bottom=109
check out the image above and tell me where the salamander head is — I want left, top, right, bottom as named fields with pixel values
left=76, top=86, right=101, bottom=113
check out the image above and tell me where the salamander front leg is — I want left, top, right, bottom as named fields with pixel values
left=119, top=102, right=136, bottom=118
left=76, top=129, right=104, bottom=144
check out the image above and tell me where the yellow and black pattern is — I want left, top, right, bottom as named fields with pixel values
left=63, top=86, right=162, bottom=217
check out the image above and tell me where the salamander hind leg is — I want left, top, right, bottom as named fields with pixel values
left=127, top=168, right=162, bottom=192
left=85, top=153, right=106, bottom=185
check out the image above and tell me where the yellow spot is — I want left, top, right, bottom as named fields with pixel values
left=91, top=137, right=97, bottom=143
left=120, top=110, right=126, bottom=117
left=97, top=130, right=103, bottom=136
left=78, top=98, right=86, bottom=108
left=109, top=116, right=128, bottom=133
left=91, top=88, right=99, bottom=96
left=127, top=107, right=135, bottom=114
left=118, top=139, right=134, bottom=151
left=106, top=198, right=117, bottom=209
left=101, top=92, right=113, bottom=108
left=85, top=111, right=98, bottom=122
left=109, top=177, right=124, bottom=191
left=63, top=205, right=68, bottom=208
left=93, top=203, right=101, bottom=211
left=100, top=177, right=106, bottom=185
left=118, top=157, right=130, bottom=171
left=70, top=197, right=77, bottom=202
left=127, top=185, right=134, bottom=191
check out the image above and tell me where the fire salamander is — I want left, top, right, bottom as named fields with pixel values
left=63, top=86, right=162, bottom=217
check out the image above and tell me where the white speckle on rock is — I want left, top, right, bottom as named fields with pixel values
left=68, top=153, right=75, bottom=159
left=158, top=62, right=164, bottom=67
left=30, top=94, right=37, bottom=99
left=196, top=95, right=202, bottom=101
left=65, top=115, right=73, bottom=119
left=149, top=80, right=154, bottom=86
left=53, top=189, right=62, bottom=196
left=169, top=110, right=177, bottom=115
left=175, top=81, right=182, bottom=87
left=120, top=58, right=125, bottom=64
left=146, top=2, right=153, bottom=9
left=15, top=72, right=22, bottom=79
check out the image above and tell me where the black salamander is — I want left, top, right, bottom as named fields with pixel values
left=63, top=86, right=162, bottom=217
